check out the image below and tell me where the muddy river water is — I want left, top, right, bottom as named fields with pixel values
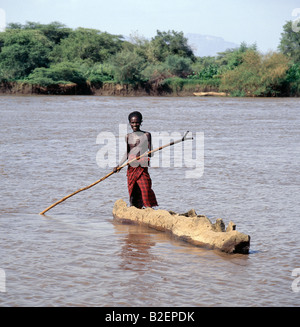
left=0, top=95, right=299, bottom=306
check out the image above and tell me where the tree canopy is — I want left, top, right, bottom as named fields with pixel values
left=0, top=29, right=53, bottom=79
left=50, top=28, right=123, bottom=64
left=220, top=51, right=290, bottom=96
left=279, top=21, right=300, bottom=63
left=150, top=30, right=195, bottom=62
left=0, top=21, right=299, bottom=96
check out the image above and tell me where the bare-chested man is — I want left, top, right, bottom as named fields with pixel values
left=114, top=111, right=158, bottom=208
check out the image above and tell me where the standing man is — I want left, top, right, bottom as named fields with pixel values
left=114, top=111, right=158, bottom=208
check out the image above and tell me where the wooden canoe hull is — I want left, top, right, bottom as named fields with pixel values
left=193, top=92, right=227, bottom=97
left=113, top=199, right=250, bottom=254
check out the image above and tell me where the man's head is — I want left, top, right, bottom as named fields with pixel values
left=128, top=111, right=143, bottom=132
left=128, top=111, right=143, bottom=123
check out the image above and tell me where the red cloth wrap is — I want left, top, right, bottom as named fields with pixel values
left=127, top=154, right=158, bottom=208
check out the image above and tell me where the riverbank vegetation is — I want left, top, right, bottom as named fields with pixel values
left=0, top=21, right=299, bottom=96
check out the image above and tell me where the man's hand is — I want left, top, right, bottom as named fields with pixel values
left=113, top=166, right=121, bottom=173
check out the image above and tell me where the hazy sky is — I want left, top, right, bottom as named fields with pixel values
left=0, top=0, right=299, bottom=52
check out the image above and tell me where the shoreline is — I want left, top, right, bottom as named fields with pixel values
left=0, top=81, right=298, bottom=97
left=0, top=81, right=218, bottom=97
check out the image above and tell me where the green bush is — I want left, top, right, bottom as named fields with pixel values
left=162, top=77, right=185, bottom=92
left=283, top=63, right=300, bottom=96
left=220, top=51, right=290, bottom=96
left=26, top=62, right=86, bottom=86
left=163, top=55, right=192, bottom=78
left=110, top=49, right=146, bottom=84
left=83, top=63, right=115, bottom=85
left=188, top=64, right=219, bottom=80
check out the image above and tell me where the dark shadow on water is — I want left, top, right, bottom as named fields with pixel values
left=248, top=249, right=261, bottom=254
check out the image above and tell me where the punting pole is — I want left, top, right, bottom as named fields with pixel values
left=39, top=131, right=193, bottom=215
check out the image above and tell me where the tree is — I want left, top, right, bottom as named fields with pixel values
left=6, top=23, right=23, bottom=29
left=28, top=21, right=72, bottom=44
left=50, top=28, right=123, bottom=64
left=279, top=21, right=300, bottom=63
left=141, top=63, right=171, bottom=87
left=6, top=21, right=72, bottom=45
left=82, top=62, right=115, bottom=84
left=110, top=49, right=146, bottom=84
left=216, top=42, right=257, bottom=73
left=220, top=50, right=290, bottom=96
left=0, top=29, right=53, bottom=80
left=163, top=55, right=192, bottom=77
left=149, top=30, right=195, bottom=62
left=283, top=63, right=300, bottom=95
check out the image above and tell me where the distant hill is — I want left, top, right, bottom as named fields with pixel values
left=186, top=33, right=239, bottom=57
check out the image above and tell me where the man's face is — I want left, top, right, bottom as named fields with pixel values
left=129, top=116, right=141, bottom=132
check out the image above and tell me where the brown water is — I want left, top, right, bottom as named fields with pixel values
left=0, top=95, right=299, bottom=307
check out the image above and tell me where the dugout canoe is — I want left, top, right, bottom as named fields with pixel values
left=193, top=92, right=227, bottom=97
left=112, top=199, right=250, bottom=254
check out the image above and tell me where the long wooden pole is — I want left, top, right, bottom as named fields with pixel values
left=39, top=131, right=193, bottom=215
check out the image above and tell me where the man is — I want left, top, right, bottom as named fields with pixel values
left=114, top=111, right=158, bottom=208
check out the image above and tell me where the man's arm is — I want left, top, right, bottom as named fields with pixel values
left=113, top=134, right=129, bottom=172
left=147, top=132, right=154, bottom=157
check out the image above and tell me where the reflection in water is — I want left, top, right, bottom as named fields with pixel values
left=113, top=221, right=156, bottom=274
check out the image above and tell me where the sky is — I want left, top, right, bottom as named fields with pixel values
left=0, top=0, right=299, bottom=53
